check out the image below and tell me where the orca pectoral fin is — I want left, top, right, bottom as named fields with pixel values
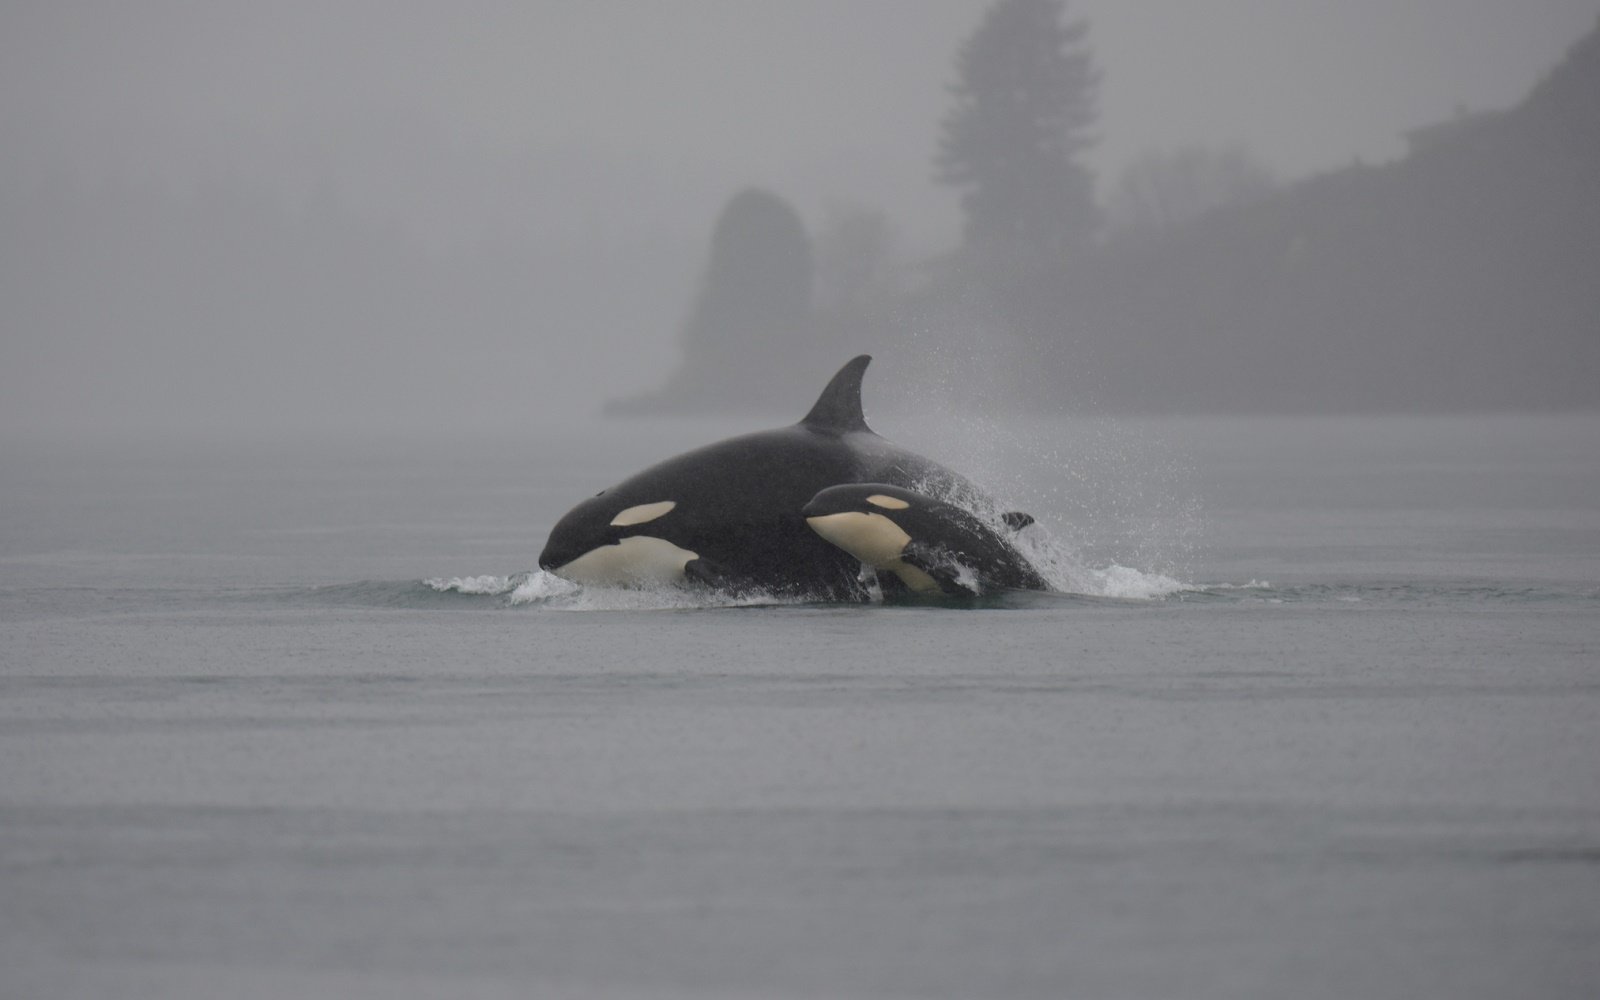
left=1001, top=511, right=1035, bottom=531
left=901, top=541, right=982, bottom=597
left=683, top=557, right=741, bottom=591
left=863, top=563, right=913, bottom=600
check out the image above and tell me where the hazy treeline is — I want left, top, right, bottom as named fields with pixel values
left=1021, top=12, right=1600, bottom=413
left=5, top=2, right=1594, bottom=427
left=637, top=2, right=1598, bottom=414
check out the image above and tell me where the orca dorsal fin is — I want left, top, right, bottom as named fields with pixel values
left=799, top=355, right=873, bottom=433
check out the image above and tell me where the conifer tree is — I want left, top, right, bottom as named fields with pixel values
left=937, top=0, right=1101, bottom=263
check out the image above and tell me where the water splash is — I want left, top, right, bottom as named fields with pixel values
left=903, top=468, right=1196, bottom=601
left=1008, top=521, right=1192, bottom=599
left=425, top=574, right=523, bottom=596
left=876, top=362, right=1205, bottom=601
left=425, top=570, right=804, bottom=611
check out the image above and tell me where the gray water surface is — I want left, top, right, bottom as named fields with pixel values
left=3, top=415, right=1598, bottom=999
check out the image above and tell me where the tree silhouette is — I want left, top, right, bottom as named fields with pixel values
left=937, top=0, right=1101, bottom=265
left=608, top=187, right=818, bottom=413
left=679, top=187, right=814, bottom=376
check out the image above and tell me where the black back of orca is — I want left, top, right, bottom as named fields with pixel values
left=538, top=356, right=983, bottom=599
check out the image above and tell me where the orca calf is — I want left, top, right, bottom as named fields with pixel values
left=803, top=483, right=1049, bottom=597
left=538, top=356, right=986, bottom=599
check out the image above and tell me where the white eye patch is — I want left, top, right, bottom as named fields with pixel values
left=865, top=494, right=910, bottom=510
left=610, top=500, right=677, bottom=527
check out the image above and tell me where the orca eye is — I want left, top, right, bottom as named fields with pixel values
left=865, top=494, right=910, bottom=510
left=611, top=500, right=677, bottom=527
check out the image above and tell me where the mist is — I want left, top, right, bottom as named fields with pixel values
left=3, top=0, right=1596, bottom=440
left=7, top=7, right=1600, bottom=995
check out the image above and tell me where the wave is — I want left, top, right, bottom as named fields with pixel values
left=1188, top=581, right=1600, bottom=606
left=424, top=571, right=812, bottom=611
left=217, top=576, right=1599, bottom=614
left=418, top=559, right=1195, bottom=611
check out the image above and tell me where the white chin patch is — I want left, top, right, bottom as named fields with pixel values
left=806, top=511, right=910, bottom=567
left=807, top=512, right=940, bottom=594
left=552, top=535, right=699, bottom=587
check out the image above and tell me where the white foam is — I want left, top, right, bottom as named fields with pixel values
left=1083, top=563, right=1191, bottom=600
left=502, top=569, right=801, bottom=611
left=1003, top=520, right=1194, bottom=600
left=506, top=571, right=582, bottom=605
left=428, top=560, right=1195, bottom=607
left=425, top=567, right=806, bottom=610
left=951, top=561, right=981, bottom=595
left=425, top=575, right=518, bottom=596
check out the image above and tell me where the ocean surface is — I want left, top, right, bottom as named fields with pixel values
left=3, top=413, right=1598, bottom=999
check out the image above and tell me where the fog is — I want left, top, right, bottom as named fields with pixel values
left=6, top=10, right=1600, bottom=994
left=3, top=0, right=1596, bottom=439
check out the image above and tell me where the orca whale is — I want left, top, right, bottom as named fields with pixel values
left=803, top=483, right=1049, bottom=596
left=538, top=356, right=985, bottom=599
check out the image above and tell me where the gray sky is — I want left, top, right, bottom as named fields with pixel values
left=8, top=1, right=1593, bottom=242
left=3, top=0, right=1597, bottom=436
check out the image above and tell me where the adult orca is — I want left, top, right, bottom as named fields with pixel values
left=802, top=483, right=1049, bottom=597
left=538, top=355, right=984, bottom=599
